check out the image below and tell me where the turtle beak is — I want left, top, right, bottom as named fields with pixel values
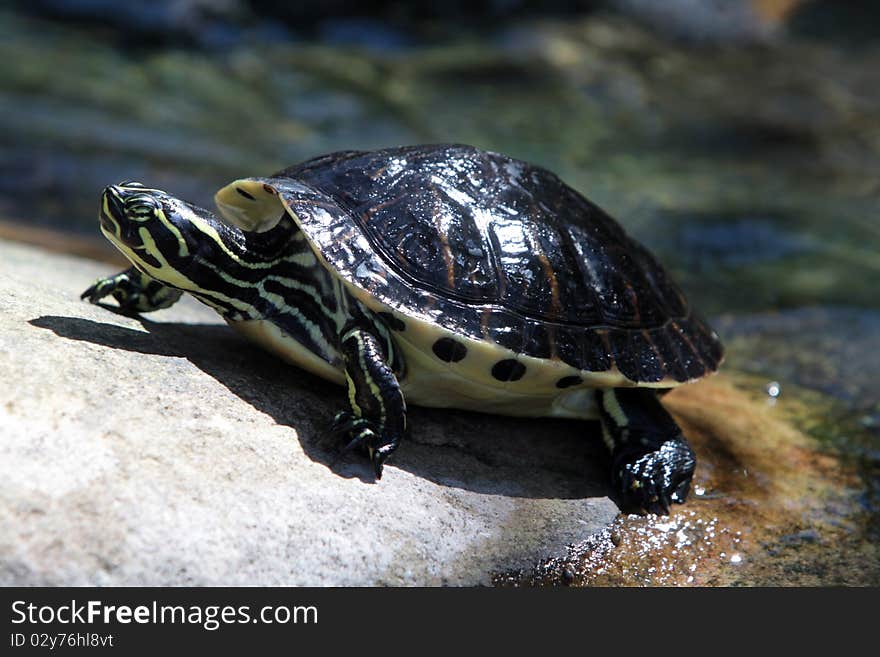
left=100, top=186, right=125, bottom=231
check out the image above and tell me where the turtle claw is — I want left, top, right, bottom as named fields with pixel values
left=81, top=274, right=144, bottom=316
left=327, top=411, right=357, bottom=436
left=369, top=443, right=397, bottom=479
left=327, top=411, right=400, bottom=479
left=81, top=268, right=182, bottom=314
left=81, top=276, right=120, bottom=304
left=612, top=438, right=696, bottom=515
left=327, top=411, right=371, bottom=443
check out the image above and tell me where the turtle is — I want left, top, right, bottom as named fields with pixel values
left=82, top=143, right=723, bottom=514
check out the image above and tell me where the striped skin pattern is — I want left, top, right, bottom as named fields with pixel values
left=81, top=266, right=182, bottom=313
left=336, top=326, right=407, bottom=476
left=95, top=183, right=400, bottom=377
left=91, top=182, right=405, bottom=476
left=597, top=388, right=696, bottom=514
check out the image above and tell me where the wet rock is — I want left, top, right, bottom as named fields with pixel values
left=498, top=374, right=879, bottom=586
left=0, top=239, right=618, bottom=586
left=715, top=307, right=880, bottom=408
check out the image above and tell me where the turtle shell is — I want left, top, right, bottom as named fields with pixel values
left=243, top=144, right=723, bottom=385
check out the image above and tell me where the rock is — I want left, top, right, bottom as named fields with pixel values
left=0, top=239, right=618, bottom=586
left=715, top=308, right=880, bottom=409
left=500, top=373, right=879, bottom=586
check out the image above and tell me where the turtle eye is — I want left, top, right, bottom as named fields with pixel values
left=123, top=193, right=159, bottom=220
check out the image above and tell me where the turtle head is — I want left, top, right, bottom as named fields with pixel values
left=99, top=181, right=246, bottom=290
left=101, top=181, right=184, bottom=254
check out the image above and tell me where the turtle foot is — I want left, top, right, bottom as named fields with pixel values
left=328, top=411, right=401, bottom=479
left=612, top=438, right=696, bottom=515
left=81, top=268, right=182, bottom=313
left=81, top=272, right=139, bottom=311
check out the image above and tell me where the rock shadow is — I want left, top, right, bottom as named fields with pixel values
left=30, top=311, right=611, bottom=501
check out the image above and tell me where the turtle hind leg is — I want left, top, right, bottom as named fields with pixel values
left=330, top=325, right=406, bottom=479
left=597, top=387, right=696, bottom=515
left=81, top=266, right=182, bottom=314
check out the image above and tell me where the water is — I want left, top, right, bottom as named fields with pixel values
left=1, top=4, right=877, bottom=585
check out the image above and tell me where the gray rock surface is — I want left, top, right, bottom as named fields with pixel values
left=0, top=239, right=617, bottom=586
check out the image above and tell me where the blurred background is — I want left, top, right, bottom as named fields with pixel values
left=1, top=0, right=877, bottom=581
left=2, top=1, right=878, bottom=315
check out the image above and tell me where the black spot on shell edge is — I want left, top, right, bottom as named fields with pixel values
left=432, top=337, right=467, bottom=362
left=492, top=359, right=526, bottom=382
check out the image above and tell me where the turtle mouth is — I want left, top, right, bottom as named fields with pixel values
left=99, top=186, right=125, bottom=234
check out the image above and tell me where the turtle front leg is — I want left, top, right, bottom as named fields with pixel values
left=597, top=388, right=696, bottom=515
left=81, top=266, right=183, bottom=314
left=331, top=325, right=407, bottom=479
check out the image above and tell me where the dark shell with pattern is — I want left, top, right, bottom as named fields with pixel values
left=267, top=144, right=723, bottom=384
